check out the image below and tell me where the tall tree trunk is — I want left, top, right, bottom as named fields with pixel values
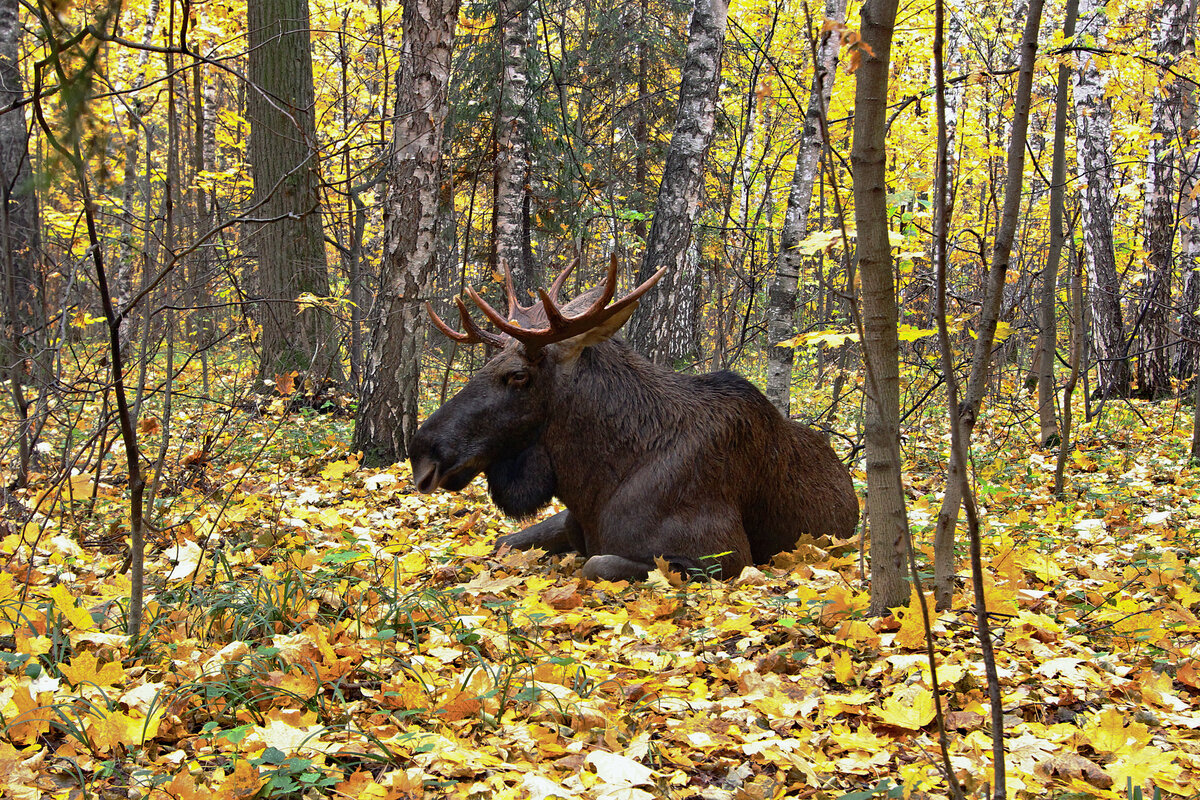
left=493, top=0, right=534, bottom=296
left=765, top=0, right=845, bottom=414
left=932, top=0, right=1044, bottom=611
left=116, top=0, right=160, bottom=356
left=1073, top=0, right=1129, bottom=397
left=1139, top=0, right=1195, bottom=399
left=628, top=0, right=728, bottom=365
left=852, top=0, right=908, bottom=616
left=1035, top=0, right=1078, bottom=446
left=247, top=0, right=342, bottom=389
left=1176, top=124, right=1200, bottom=381
left=0, top=0, right=44, bottom=488
left=353, top=0, right=460, bottom=465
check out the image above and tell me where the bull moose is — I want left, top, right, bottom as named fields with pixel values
left=409, top=258, right=859, bottom=582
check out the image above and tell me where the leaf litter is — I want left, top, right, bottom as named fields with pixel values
left=2, top=399, right=1200, bottom=799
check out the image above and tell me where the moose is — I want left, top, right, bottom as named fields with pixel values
left=409, top=258, right=859, bottom=582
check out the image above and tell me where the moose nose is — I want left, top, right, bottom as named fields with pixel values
left=411, top=455, right=440, bottom=493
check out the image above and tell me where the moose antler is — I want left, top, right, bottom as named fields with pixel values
left=426, top=255, right=666, bottom=352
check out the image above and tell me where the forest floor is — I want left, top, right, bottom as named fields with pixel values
left=3, top=359, right=1200, bottom=799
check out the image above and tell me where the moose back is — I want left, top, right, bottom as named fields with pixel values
left=409, top=258, right=859, bottom=582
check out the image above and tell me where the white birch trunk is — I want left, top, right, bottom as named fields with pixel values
left=1073, top=0, right=1130, bottom=396
left=764, top=0, right=845, bottom=414
left=494, top=0, right=534, bottom=296
left=1138, top=0, right=1194, bottom=398
left=353, top=0, right=460, bottom=464
left=628, top=0, right=728, bottom=365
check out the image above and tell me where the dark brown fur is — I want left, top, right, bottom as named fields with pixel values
left=409, top=331, right=859, bottom=581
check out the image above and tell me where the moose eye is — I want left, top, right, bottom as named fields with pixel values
left=505, top=370, right=530, bottom=388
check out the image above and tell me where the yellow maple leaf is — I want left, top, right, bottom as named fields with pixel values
left=1083, top=707, right=1150, bottom=756
left=1106, top=744, right=1181, bottom=792
left=48, top=583, right=95, bottom=632
left=894, top=591, right=934, bottom=650
left=0, top=741, right=40, bottom=800
left=875, top=686, right=936, bottom=730
left=333, top=771, right=390, bottom=800
left=4, top=683, right=54, bottom=744
left=213, top=759, right=262, bottom=800
left=320, top=455, right=360, bottom=481
left=832, top=649, right=856, bottom=684
left=87, top=707, right=164, bottom=753
left=59, top=651, right=125, bottom=688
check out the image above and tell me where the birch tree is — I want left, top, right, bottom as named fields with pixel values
left=1073, top=0, right=1129, bottom=397
left=628, top=0, right=728, bottom=365
left=494, top=0, right=534, bottom=296
left=1139, top=0, right=1195, bottom=399
left=932, top=0, right=1044, bottom=610
left=353, top=0, right=460, bottom=465
left=764, top=0, right=845, bottom=415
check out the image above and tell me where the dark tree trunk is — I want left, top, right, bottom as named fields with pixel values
left=1073, top=0, right=1129, bottom=397
left=247, top=0, right=342, bottom=388
left=628, top=0, right=728, bottom=366
left=1035, top=0, right=1078, bottom=446
left=852, top=0, right=908, bottom=616
left=0, top=0, right=43, bottom=487
left=1139, top=0, right=1194, bottom=399
left=765, top=0, right=845, bottom=414
left=353, top=0, right=460, bottom=465
left=932, top=0, right=1045, bottom=611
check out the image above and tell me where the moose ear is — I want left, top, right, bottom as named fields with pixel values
left=556, top=301, right=639, bottom=362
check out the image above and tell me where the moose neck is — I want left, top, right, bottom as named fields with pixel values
left=543, top=338, right=685, bottom=510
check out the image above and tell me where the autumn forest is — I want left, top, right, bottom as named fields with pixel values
left=1, top=0, right=1198, bottom=796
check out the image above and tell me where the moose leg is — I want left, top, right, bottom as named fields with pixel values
left=583, top=502, right=752, bottom=581
left=495, top=509, right=583, bottom=555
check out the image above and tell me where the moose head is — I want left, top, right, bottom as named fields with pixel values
left=410, top=257, right=859, bottom=582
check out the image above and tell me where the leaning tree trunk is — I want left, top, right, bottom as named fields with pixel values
left=932, top=0, right=1044, bottom=611
left=764, top=0, right=845, bottom=415
left=852, top=0, right=909, bottom=616
left=1138, top=0, right=1194, bottom=399
left=353, top=0, right=460, bottom=466
left=247, top=0, right=342, bottom=389
left=493, top=0, right=534, bottom=297
left=628, top=0, right=728, bottom=366
left=1073, top=0, right=1129, bottom=397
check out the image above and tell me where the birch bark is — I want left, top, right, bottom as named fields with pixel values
left=1138, top=0, right=1195, bottom=398
left=494, top=0, right=535, bottom=296
left=353, top=0, right=460, bottom=465
left=628, top=0, right=728, bottom=365
left=1073, top=0, right=1130, bottom=397
left=764, top=0, right=845, bottom=414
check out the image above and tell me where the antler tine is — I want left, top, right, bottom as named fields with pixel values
left=579, top=253, right=620, bottom=318
left=426, top=301, right=475, bottom=344
left=424, top=299, right=507, bottom=349
left=499, top=258, right=530, bottom=319
left=522, top=258, right=667, bottom=347
left=455, top=296, right=508, bottom=348
left=546, top=258, right=579, bottom=303
left=465, top=285, right=532, bottom=340
left=447, top=256, right=668, bottom=352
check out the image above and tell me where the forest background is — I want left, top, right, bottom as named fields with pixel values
left=1, top=0, right=1199, bottom=796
